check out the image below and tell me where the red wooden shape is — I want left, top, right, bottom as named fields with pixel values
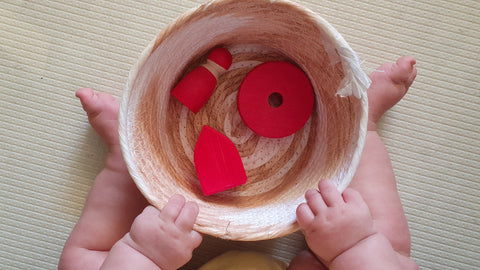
left=237, top=61, right=314, bottom=138
left=194, top=125, right=247, bottom=196
left=171, top=66, right=216, bottom=113
left=171, top=47, right=232, bottom=114
left=207, top=47, right=232, bottom=70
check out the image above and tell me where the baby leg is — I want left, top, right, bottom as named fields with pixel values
left=349, top=57, right=417, bottom=256
left=59, top=89, right=148, bottom=269
left=289, top=57, right=417, bottom=269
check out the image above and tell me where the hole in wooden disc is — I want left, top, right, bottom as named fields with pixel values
left=268, top=92, right=283, bottom=108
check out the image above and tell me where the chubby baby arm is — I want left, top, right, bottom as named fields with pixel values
left=100, top=195, right=203, bottom=270
left=329, top=232, right=402, bottom=270
left=296, top=180, right=405, bottom=269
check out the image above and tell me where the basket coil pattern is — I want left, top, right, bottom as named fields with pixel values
left=119, top=0, right=370, bottom=240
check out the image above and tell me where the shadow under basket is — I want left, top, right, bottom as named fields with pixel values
left=119, top=0, right=370, bottom=241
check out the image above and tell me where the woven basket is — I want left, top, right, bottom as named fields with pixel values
left=119, top=0, right=370, bottom=241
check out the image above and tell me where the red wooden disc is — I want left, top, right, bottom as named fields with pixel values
left=237, top=61, right=314, bottom=138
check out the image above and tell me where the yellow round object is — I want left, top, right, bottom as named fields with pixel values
left=199, top=251, right=287, bottom=270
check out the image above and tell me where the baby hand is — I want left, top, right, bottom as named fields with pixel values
left=296, top=180, right=376, bottom=265
left=123, top=195, right=202, bottom=270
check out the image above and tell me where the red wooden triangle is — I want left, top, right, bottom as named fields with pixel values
left=194, top=125, right=247, bottom=196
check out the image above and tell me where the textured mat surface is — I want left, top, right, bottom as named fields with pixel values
left=1, top=0, right=479, bottom=269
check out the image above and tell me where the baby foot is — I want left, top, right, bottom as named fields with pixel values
left=76, top=88, right=120, bottom=152
left=367, top=56, right=417, bottom=129
left=296, top=180, right=377, bottom=266
left=76, top=88, right=128, bottom=172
